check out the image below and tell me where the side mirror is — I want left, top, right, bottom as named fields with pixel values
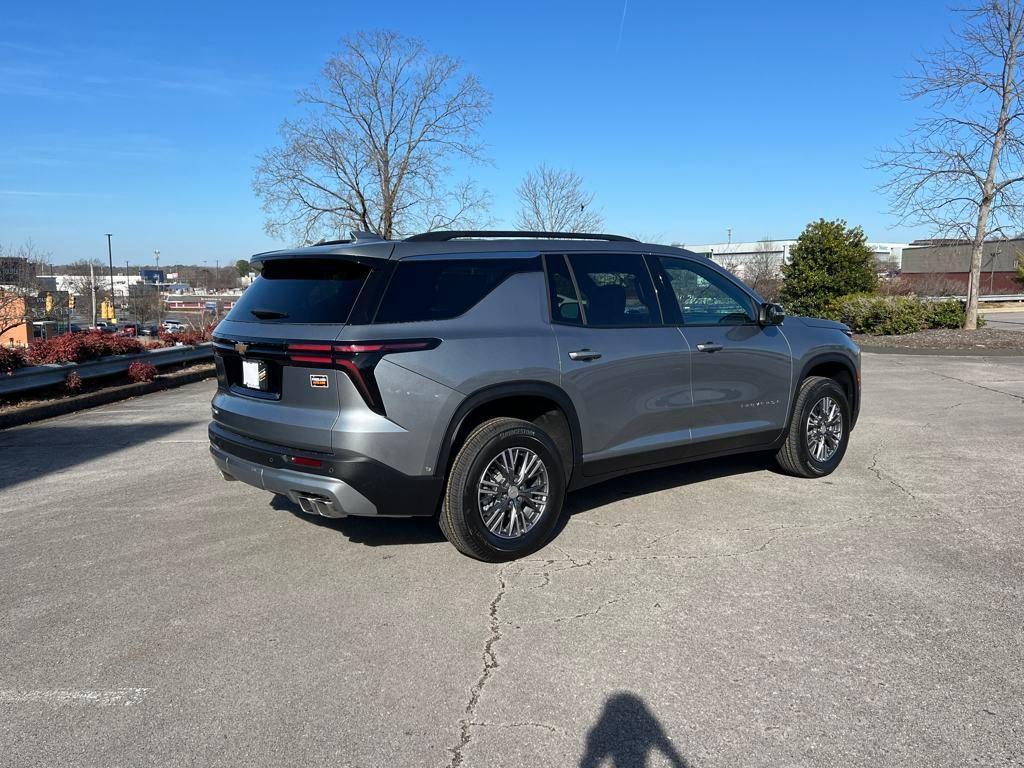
left=759, top=302, right=785, bottom=326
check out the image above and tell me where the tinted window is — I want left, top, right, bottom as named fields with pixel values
left=375, top=257, right=537, bottom=324
left=567, top=253, right=661, bottom=327
left=657, top=257, right=755, bottom=325
left=228, top=258, right=370, bottom=324
left=546, top=254, right=583, bottom=325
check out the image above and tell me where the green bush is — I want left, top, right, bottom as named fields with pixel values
left=826, top=294, right=926, bottom=335
left=827, top=294, right=986, bottom=334
left=925, top=298, right=967, bottom=329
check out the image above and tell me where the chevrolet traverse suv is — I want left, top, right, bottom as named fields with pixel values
left=210, top=231, right=860, bottom=561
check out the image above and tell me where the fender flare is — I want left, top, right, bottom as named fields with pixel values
left=433, top=380, right=583, bottom=479
left=792, top=352, right=860, bottom=429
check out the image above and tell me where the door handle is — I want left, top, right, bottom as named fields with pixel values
left=568, top=349, right=602, bottom=361
left=696, top=342, right=723, bottom=353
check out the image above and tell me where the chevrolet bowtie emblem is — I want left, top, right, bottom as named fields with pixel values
left=234, top=342, right=249, bottom=356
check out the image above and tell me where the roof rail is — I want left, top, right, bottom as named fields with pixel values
left=404, top=230, right=638, bottom=243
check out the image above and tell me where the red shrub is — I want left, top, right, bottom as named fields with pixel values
left=0, top=346, right=27, bottom=375
left=65, top=371, right=83, bottom=392
left=27, top=331, right=144, bottom=365
left=127, top=361, right=158, bottom=383
left=159, top=327, right=209, bottom=347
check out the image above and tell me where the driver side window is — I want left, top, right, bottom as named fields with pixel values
left=657, top=257, right=755, bottom=325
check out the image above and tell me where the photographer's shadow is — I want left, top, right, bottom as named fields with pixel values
left=580, top=692, right=689, bottom=768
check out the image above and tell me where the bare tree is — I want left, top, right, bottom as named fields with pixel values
left=745, top=237, right=783, bottom=301
left=877, top=1, right=1024, bottom=328
left=254, top=30, right=492, bottom=242
left=0, top=241, right=50, bottom=339
left=514, top=165, right=605, bottom=232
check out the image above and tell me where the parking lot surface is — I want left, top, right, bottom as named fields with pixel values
left=1, top=353, right=1022, bottom=767
left=983, top=310, right=1024, bottom=331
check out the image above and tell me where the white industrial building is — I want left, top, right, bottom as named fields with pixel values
left=680, top=239, right=908, bottom=276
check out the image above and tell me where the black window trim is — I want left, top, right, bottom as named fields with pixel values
left=542, top=253, right=588, bottom=327
left=650, top=253, right=761, bottom=328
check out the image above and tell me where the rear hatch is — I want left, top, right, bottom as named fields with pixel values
left=211, top=254, right=382, bottom=453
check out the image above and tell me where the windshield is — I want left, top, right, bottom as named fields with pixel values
left=227, top=258, right=371, bottom=324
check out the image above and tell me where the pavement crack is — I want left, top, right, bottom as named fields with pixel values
left=553, top=596, right=625, bottom=623
left=868, top=442, right=918, bottom=500
left=445, top=564, right=510, bottom=768
left=920, top=368, right=1024, bottom=404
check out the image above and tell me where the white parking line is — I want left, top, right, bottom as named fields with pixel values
left=0, top=688, right=150, bottom=706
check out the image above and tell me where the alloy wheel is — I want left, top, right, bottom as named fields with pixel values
left=805, top=396, right=843, bottom=462
left=477, top=447, right=550, bottom=539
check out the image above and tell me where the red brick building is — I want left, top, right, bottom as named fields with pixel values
left=901, top=239, right=1023, bottom=295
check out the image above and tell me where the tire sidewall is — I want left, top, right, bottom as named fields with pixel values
left=794, top=380, right=851, bottom=476
left=457, top=426, right=565, bottom=557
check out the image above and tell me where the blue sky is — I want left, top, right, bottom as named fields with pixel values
left=1, top=0, right=951, bottom=265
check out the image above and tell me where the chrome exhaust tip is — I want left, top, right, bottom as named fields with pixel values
left=294, top=492, right=341, bottom=517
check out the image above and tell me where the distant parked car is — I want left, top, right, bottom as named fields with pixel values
left=138, top=324, right=160, bottom=337
left=162, top=320, right=187, bottom=332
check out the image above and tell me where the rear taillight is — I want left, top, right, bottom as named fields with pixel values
left=285, top=338, right=439, bottom=415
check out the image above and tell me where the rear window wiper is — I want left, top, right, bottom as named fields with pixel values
left=250, top=308, right=289, bottom=319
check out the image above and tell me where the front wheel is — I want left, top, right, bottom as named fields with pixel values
left=440, top=417, right=566, bottom=561
left=776, top=376, right=851, bottom=478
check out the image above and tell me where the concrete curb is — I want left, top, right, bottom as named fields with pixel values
left=860, top=346, right=1024, bottom=357
left=0, top=365, right=216, bottom=430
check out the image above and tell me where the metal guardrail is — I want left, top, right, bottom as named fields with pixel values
left=0, top=343, right=214, bottom=397
left=977, top=294, right=1024, bottom=303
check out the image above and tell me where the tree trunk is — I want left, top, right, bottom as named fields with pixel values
left=965, top=222, right=987, bottom=330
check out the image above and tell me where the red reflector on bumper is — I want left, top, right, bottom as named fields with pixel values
left=287, top=456, right=323, bottom=468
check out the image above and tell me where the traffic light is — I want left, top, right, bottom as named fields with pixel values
left=45, top=293, right=54, bottom=313
left=68, top=294, right=76, bottom=310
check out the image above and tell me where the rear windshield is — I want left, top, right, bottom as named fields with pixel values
left=227, top=258, right=371, bottom=324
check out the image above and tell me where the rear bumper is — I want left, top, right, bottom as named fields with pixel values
left=209, top=421, right=443, bottom=518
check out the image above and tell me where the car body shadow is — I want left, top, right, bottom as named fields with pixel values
left=270, top=494, right=447, bottom=545
left=556, top=452, right=774, bottom=536
left=580, top=691, right=690, bottom=768
left=274, top=452, right=772, bottom=549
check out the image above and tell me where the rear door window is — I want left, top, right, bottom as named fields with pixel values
left=227, top=259, right=371, bottom=324
left=566, top=253, right=662, bottom=327
left=375, top=257, right=539, bottom=324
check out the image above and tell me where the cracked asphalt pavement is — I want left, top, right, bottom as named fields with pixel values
left=1, top=353, right=1022, bottom=767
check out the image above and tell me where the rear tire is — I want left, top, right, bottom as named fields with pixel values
left=440, top=417, right=565, bottom=561
left=776, top=376, right=851, bottom=478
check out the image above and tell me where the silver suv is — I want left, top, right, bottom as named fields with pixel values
left=210, top=231, right=860, bottom=560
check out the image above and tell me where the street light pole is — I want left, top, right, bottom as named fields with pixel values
left=154, top=249, right=161, bottom=327
left=105, top=234, right=115, bottom=322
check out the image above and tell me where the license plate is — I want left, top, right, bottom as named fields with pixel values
left=242, top=359, right=267, bottom=390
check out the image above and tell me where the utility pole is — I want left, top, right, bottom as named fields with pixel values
left=89, top=262, right=97, bottom=328
left=105, top=234, right=115, bottom=322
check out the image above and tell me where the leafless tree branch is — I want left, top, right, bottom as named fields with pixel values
left=253, top=30, right=492, bottom=242
left=514, top=165, right=605, bottom=233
